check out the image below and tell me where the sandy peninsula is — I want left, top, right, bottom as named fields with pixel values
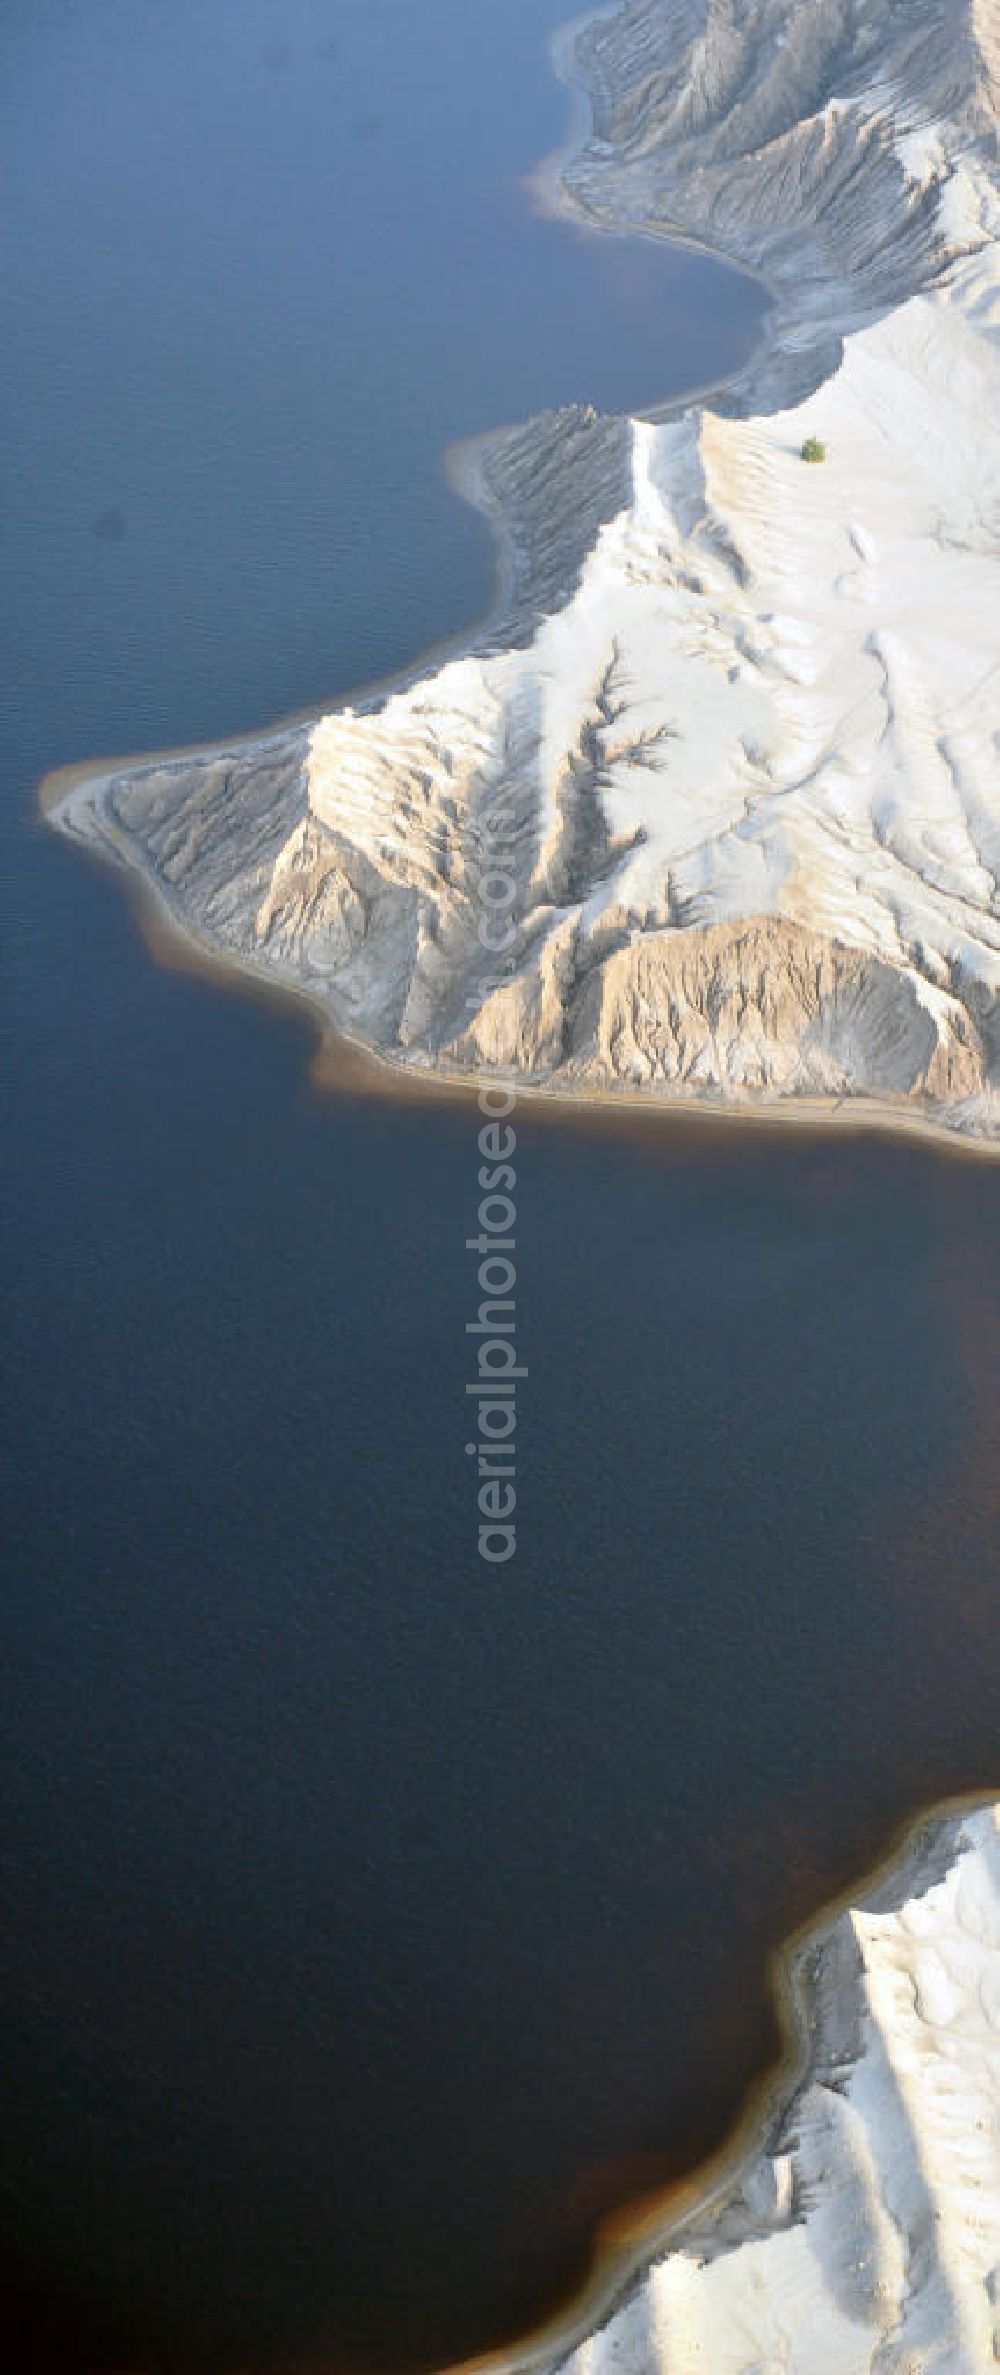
left=43, top=0, right=1000, bottom=1146
left=39, top=5, right=1000, bottom=2367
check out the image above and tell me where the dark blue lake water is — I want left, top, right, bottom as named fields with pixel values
left=3, top=5, right=1000, bottom=2373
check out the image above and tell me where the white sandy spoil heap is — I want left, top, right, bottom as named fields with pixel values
left=537, top=1803, right=1000, bottom=2375
left=47, top=0, right=1000, bottom=1140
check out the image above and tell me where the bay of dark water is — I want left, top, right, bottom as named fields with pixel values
left=3, top=5, right=1000, bottom=2373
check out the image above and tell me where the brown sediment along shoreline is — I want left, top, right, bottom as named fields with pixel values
left=439, top=1789, right=1000, bottom=2375
left=39, top=744, right=1000, bottom=1167
left=32, top=0, right=1000, bottom=2355
left=39, top=737, right=1000, bottom=2375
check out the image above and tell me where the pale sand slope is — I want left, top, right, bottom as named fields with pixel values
left=45, top=0, right=1000, bottom=1139
left=538, top=1804, right=1000, bottom=2375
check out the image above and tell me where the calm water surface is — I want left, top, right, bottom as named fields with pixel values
left=3, top=5, right=1000, bottom=2373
